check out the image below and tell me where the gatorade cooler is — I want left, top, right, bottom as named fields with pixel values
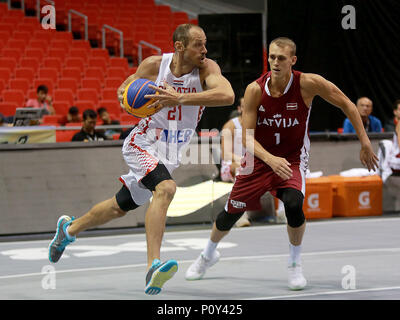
left=330, top=175, right=383, bottom=217
left=303, top=177, right=333, bottom=219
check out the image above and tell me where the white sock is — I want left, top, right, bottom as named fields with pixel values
left=202, top=239, right=218, bottom=260
left=65, top=225, right=75, bottom=240
left=288, top=243, right=302, bottom=266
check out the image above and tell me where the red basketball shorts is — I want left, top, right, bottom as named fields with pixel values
left=225, top=160, right=307, bottom=213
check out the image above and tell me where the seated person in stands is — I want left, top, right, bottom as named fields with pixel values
left=0, top=113, right=12, bottom=127
left=60, top=106, right=81, bottom=126
left=378, top=114, right=400, bottom=181
left=25, top=85, right=55, bottom=116
left=384, top=99, right=400, bottom=132
left=97, top=107, right=122, bottom=139
left=71, top=109, right=107, bottom=142
left=343, top=96, right=382, bottom=133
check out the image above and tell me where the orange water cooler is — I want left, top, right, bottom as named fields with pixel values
left=329, top=175, right=383, bottom=217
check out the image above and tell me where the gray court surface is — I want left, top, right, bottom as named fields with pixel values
left=1, top=216, right=400, bottom=300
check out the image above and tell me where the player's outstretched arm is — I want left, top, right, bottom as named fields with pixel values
left=301, top=73, right=379, bottom=171
left=241, top=82, right=293, bottom=180
left=145, top=59, right=235, bottom=108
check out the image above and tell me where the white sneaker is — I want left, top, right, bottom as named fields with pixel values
left=185, top=251, right=220, bottom=280
left=288, top=262, right=307, bottom=290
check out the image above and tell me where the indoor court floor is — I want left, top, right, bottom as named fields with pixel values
left=1, top=216, right=400, bottom=300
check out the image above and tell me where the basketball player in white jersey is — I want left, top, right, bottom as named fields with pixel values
left=220, top=96, right=246, bottom=183
left=48, top=24, right=234, bottom=295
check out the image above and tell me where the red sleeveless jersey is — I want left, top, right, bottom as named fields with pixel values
left=254, top=70, right=311, bottom=166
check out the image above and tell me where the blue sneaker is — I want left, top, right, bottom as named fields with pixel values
left=145, top=259, right=178, bottom=295
left=48, top=215, right=76, bottom=263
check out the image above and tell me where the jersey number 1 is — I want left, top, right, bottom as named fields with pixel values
left=167, top=105, right=182, bottom=120
left=274, top=133, right=280, bottom=145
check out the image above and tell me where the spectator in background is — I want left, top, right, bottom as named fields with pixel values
left=220, top=96, right=245, bottom=183
left=343, top=97, right=382, bottom=133
left=25, top=85, right=55, bottom=116
left=220, top=96, right=251, bottom=227
left=71, top=109, right=107, bottom=142
left=60, top=106, right=81, bottom=126
left=384, top=99, right=400, bottom=132
left=97, top=107, right=122, bottom=139
left=0, top=113, right=10, bottom=127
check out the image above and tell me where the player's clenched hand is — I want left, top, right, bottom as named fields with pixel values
left=145, top=81, right=181, bottom=109
left=266, top=155, right=293, bottom=180
left=360, top=143, right=379, bottom=172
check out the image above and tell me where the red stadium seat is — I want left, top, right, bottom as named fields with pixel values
left=52, top=31, right=73, bottom=42
left=8, top=78, right=30, bottom=92
left=29, top=39, right=50, bottom=51
left=68, top=48, right=90, bottom=61
left=87, top=57, right=108, bottom=72
left=50, top=40, right=70, bottom=52
left=104, top=77, right=123, bottom=89
left=53, top=101, right=70, bottom=115
left=81, top=78, right=102, bottom=93
left=101, top=88, right=117, bottom=100
left=24, top=48, right=45, bottom=62
left=47, top=48, right=68, bottom=61
left=74, top=100, right=96, bottom=113
left=106, top=67, right=127, bottom=79
left=90, top=48, right=110, bottom=59
left=64, top=57, right=86, bottom=70
left=109, top=57, right=129, bottom=70
left=1, top=48, right=23, bottom=62
left=76, top=88, right=98, bottom=104
left=38, top=68, right=59, bottom=83
left=13, top=31, right=31, bottom=42
left=0, top=68, right=12, bottom=84
left=62, top=68, right=82, bottom=83
left=1, top=89, right=26, bottom=107
left=14, top=68, right=35, bottom=83
left=85, top=67, right=104, bottom=83
left=41, top=57, right=63, bottom=71
left=56, top=130, right=79, bottom=142
left=42, top=114, right=62, bottom=125
left=71, top=40, right=91, bottom=50
left=98, top=99, right=121, bottom=116
left=0, top=79, right=5, bottom=92
left=19, top=57, right=40, bottom=71
left=0, top=102, right=19, bottom=116
left=0, top=58, right=18, bottom=73
left=54, top=89, right=75, bottom=105
left=0, top=23, right=14, bottom=35
left=57, top=78, right=79, bottom=94
left=7, top=39, right=26, bottom=52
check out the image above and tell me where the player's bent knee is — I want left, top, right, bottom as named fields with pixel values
left=154, top=180, right=176, bottom=200
left=284, top=200, right=305, bottom=228
left=215, top=209, right=244, bottom=231
left=279, top=188, right=306, bottom=228
left=115, top=185, right=139, bottom=212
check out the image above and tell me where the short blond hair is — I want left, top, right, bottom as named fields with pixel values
left=270, top=37, right=296, bottom=56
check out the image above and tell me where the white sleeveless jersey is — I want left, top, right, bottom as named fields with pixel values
left=123, top=53, right=204, bottom=172
left=231, top=117, right=246, bottom=157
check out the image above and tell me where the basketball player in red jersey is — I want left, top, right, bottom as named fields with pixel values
left=186, top=37, right=379, bottom=290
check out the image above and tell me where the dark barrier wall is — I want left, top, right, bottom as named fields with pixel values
left=267, top=0, right=400, bottom=131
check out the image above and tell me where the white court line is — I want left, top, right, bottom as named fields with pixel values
left=1, top=216, right=400, bottom=246
left=1, top=246, right=400, bottom=280
left=247, top=286, right=400, bottom=300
